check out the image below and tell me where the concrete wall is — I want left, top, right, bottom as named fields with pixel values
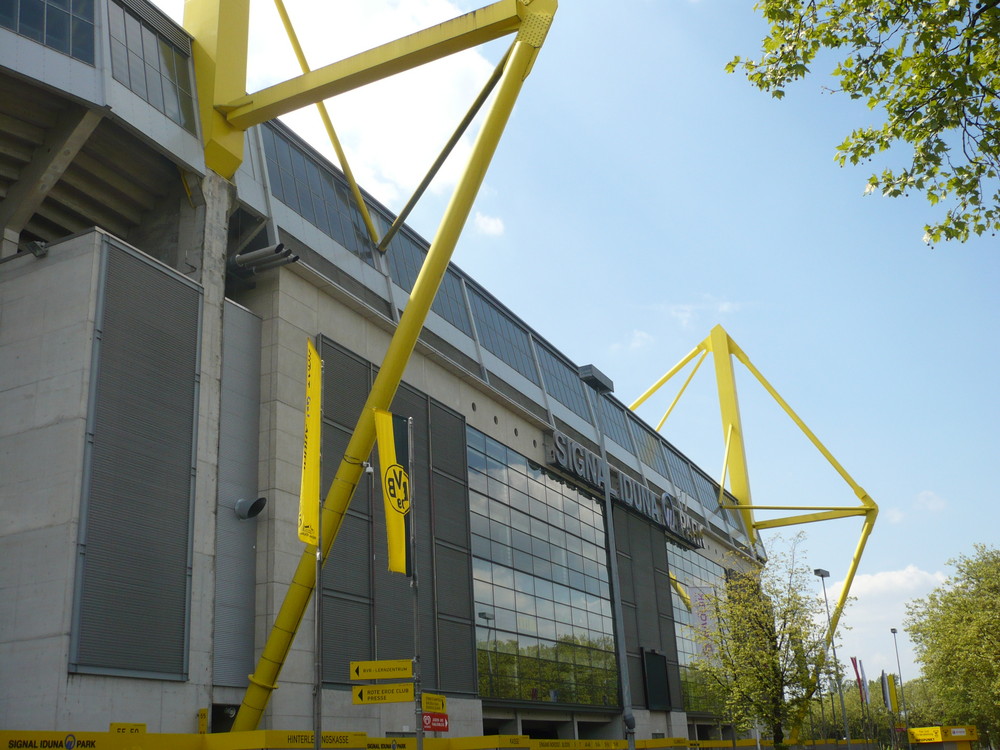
left=0, top=233, right=102, bottom=729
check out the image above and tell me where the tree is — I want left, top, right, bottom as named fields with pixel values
left=729, top=0, right=1000, bottom=244
left=690, top=536, right=832, bottom=750
left=905, top=544, right=1000, bottom=747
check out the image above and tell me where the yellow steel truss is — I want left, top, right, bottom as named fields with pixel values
left=178, top=0, right=558, bottom=730
left=630, top=324, right=878, bottom=646
left=184, top=0, right=550, bottom=179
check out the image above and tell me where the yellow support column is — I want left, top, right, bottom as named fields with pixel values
left=232, top=5, right=555, bottom=729
left=705, top=325, right=756, bottom=543
left=185, top=0, right=250, bottom=178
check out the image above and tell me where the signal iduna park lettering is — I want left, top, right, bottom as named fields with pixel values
left=546, top=430, right=704, bottom=549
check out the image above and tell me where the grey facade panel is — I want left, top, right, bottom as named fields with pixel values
left=324, top=594, right=373, bottom=682
left=316, top=340, right=478, bottom=693
left=324, top=511, right=372, bottom=598
left=321, top=340, right=370, bottom=431
left=431, top=472, right=469, bottom=548
left=73, top=242, right=201, bottom=677
left=616, top=550, right=634, bottom=606
left=434, top=544, right=471, bottom=619
left=213, top=302, right=262, bottom=687
left=429, top=401, right=466, bottom=480
left=627, top=652, right=645, bottom=711
left=437, top=616, right=476, bottom=694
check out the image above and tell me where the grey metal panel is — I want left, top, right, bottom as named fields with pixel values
left=213, top=302, right=262, bottom=687
left=616, top=550, right=634, bottom=606
left=323, top=512, right=371, bottom=598
left=658, top=618, right=678, bottom=662
left=431, top=472, right=468, bottom=549
left=627, top=653, right=644, bottom=710
left=629, top=516, right=660, bottom=647
left=622, top=602, right=638, bottom=649
left=429, top=401, right=466, bottom=480
left=323, top=594, right=372, bottom=683
left=73, top=241, right=200, bottom=677
left=434, top=544, right=471, bottom=618
left=613, top=505, right=631, bottom=556
left=323, top=423, right=372, bottom=517
left=321, top=339, right=370, bottom=430
left=666, top=661, right=683, bottom=711
left=437, top=617, right=476, bottom=693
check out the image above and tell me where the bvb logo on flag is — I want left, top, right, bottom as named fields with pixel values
left=384, top=463, right=410, bottom=515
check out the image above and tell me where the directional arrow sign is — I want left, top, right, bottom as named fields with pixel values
left=421, top=693, right=447, bottom=713
left=422, top=712, right=449, bottom=732
left=350, top=659, right=413, bottom=681
left=352, top=682, right=415, bottom=705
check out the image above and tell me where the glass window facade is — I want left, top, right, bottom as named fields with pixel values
left=536, top=343, right=591, bottom=422
left=261, top=124, right=376, bottom=267
left=253, top=121, right=752, bottom=557
left=468, top=288, right=540, bottom=385
left=666, top=545, right=726, bottom=713
left=108, top=0, right=194, bottom=131
left=598, top=397, right=632, bottom=450
left=630, top=418, right=671, bottom=478
left=468, top=427, right=618, bottom=706
left=1, top=0, right=95, bottom=64
left=664, top=444, right=698, bottom=499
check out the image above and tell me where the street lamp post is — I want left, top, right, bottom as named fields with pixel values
left=478, top=611, right=496, bottom=696
left=815, top=569, right=851, bottom=749
left=891, top=628, right=912, bottom=750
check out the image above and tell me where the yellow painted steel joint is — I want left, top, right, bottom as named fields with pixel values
left=185, top=0, right=250, bottom=179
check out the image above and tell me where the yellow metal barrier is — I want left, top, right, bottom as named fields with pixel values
left=529, top=742, right=627, bottom=750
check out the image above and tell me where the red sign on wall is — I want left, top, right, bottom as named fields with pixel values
left=422, top=712, right=449, bottom=732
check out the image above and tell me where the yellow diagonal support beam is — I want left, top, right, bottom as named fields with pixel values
left=231, top=3, right=555, bottom=729
left=224, top=0, right=526, bottom=130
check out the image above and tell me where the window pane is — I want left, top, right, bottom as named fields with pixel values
left=145, top=64, right=163, bottom=112
left=0, top=0, right=17, bottom=30
left=71, top=16, right=94, bottom=63
left=19, top=0, right=44, bottom=42
left=45, top=6, right=71, bottom=54
left=110, top=38, right=129, bottom=84
left=72, top=0, right=94, bottom=20
left=107, top=0, right=125, bottom=42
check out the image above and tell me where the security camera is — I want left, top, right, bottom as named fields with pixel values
left=234, top=497, right=266, bottom=520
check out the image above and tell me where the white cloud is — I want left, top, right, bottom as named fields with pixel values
left=611, top=330, right=654, bottom=353
left=884, top=507, right=905, bottom=524
left=825, top=566, right=947, bottom=679
left=669, top=304, right=696, bottom=328
left=473, top=212, right=505, bottom=236
left=915, top=490, right=947, bottom=512
left=650, top=295, right=743, bottom=329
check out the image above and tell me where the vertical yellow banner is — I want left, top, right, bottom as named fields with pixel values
left=298, top=339, right=322, bottom=545
left=373, top=408, right=412, bottom=575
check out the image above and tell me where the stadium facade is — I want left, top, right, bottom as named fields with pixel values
left=0, top=0, right=763, bottom=740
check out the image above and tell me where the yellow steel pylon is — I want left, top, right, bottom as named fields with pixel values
left=180, top=0, right=558, bottom=730
left=630, top=324, right=878, bottom=648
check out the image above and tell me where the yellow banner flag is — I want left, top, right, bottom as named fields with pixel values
left=298, top=339, right=322, bottom=545
left=373, top=408, right=412, bottom=575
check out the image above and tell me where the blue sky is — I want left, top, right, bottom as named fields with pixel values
left=159, top=0, right=999, bottom=685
